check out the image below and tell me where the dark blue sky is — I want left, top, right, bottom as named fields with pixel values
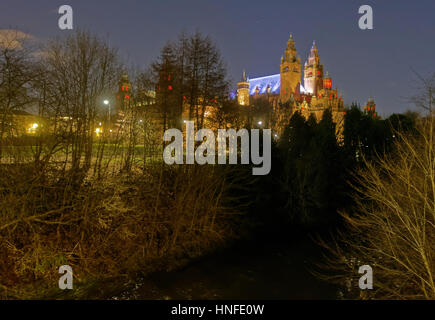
left=1, top=0, right=434, bottom=116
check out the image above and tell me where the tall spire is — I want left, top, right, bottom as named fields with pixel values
left=308, top=40, right=320, bottom=64
left=122, top=71, right=129, bottom=81
left=241, top=70, right=247, bottom=82
left=310, top=40, right=318, bottom=54
left=280, top=32, right=301, bottom=103
left=287, top=33, right=296, bottom=50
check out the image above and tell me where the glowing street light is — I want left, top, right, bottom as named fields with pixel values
left=103, top=99, right=111, bottom=123
left=258, top=121, right=263, bottom=126
left=28, top=123, right=39, bottom=134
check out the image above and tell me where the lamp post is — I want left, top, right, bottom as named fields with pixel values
left=103, top=99, right=110, bottom=123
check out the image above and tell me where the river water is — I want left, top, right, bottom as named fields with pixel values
left=114, top=232, right=339, bottom=300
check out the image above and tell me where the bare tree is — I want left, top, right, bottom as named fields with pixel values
left=411, top=70, right=435, bottom=116
left=41, top=30, right=121, bottom=177
left=0, top=30, right=38, bottom=160
left=317, top=116, right=434, bottom=299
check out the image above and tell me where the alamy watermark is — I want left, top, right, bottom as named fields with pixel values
left=58, top=265, right=73, bottom=290
left=358, top=5, right=373, bottom=30
left=57, top=5, right=372, bottom=33
left=358, top=265, right=373, bottom=290
left=163, top=121, right=271, bottom=176
left=58, top=5, right=73, bottom=30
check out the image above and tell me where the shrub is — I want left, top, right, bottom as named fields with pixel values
left=319, top=118, right=435, bottom=299
left=0, top=163, right=241, bottom=299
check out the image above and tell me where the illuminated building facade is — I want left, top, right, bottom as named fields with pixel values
left=237, top=34, right=347, bottom=137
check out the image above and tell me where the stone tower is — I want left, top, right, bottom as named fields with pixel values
left=304, top=41, right=324, bottom=96
left=280, top=34, right=301, bottom=103
left=117, top=72, right=132, bottom=111
left=364, top=97, right=377, bottom=117
left=237, top=70, right=250, bottom=106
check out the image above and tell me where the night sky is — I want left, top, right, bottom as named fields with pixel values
left=1, top=0, right=434, bottom=116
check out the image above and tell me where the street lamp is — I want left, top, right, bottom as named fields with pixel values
left=103, top=99, right=111, bottom=123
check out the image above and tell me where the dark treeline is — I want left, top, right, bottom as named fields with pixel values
left=245, top=104, right=419, bottom=234
left=242, top=99, right=434, bottom=299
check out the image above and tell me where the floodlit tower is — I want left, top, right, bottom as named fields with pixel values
left=117, top=72, right=132, bottom=110
left=304, top=41, right=324, bottom=96
left=280, top=34, right=301, bottom=102
left=364, top=97, right=377, bottom=117
left=237, top=70, right=250, bottom=106
left=323, top=71, right=332, bottom=90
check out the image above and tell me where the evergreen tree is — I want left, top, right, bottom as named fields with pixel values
left=152, top=43, right=179, bottom=134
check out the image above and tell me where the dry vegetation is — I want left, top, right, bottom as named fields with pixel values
left=319, top=117, right=435, bottom=299
left=0, top=162, right=245, bottom=299
left=0, top=30, right=249, bottom=299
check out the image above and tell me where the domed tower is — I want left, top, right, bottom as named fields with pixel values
left=237, top=70, right=250, bottom=106
left=280, top=34, right=301, bottom=103
left=323, top=71, right=332, bottom=90
left=304, top=41, right=324, bottom=96
left=364, top=97, right=377, bottom=117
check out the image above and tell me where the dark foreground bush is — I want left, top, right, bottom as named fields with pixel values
left=317, top=118, right=435, bottom=299
left=0, top=163, right=243, bottom=299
